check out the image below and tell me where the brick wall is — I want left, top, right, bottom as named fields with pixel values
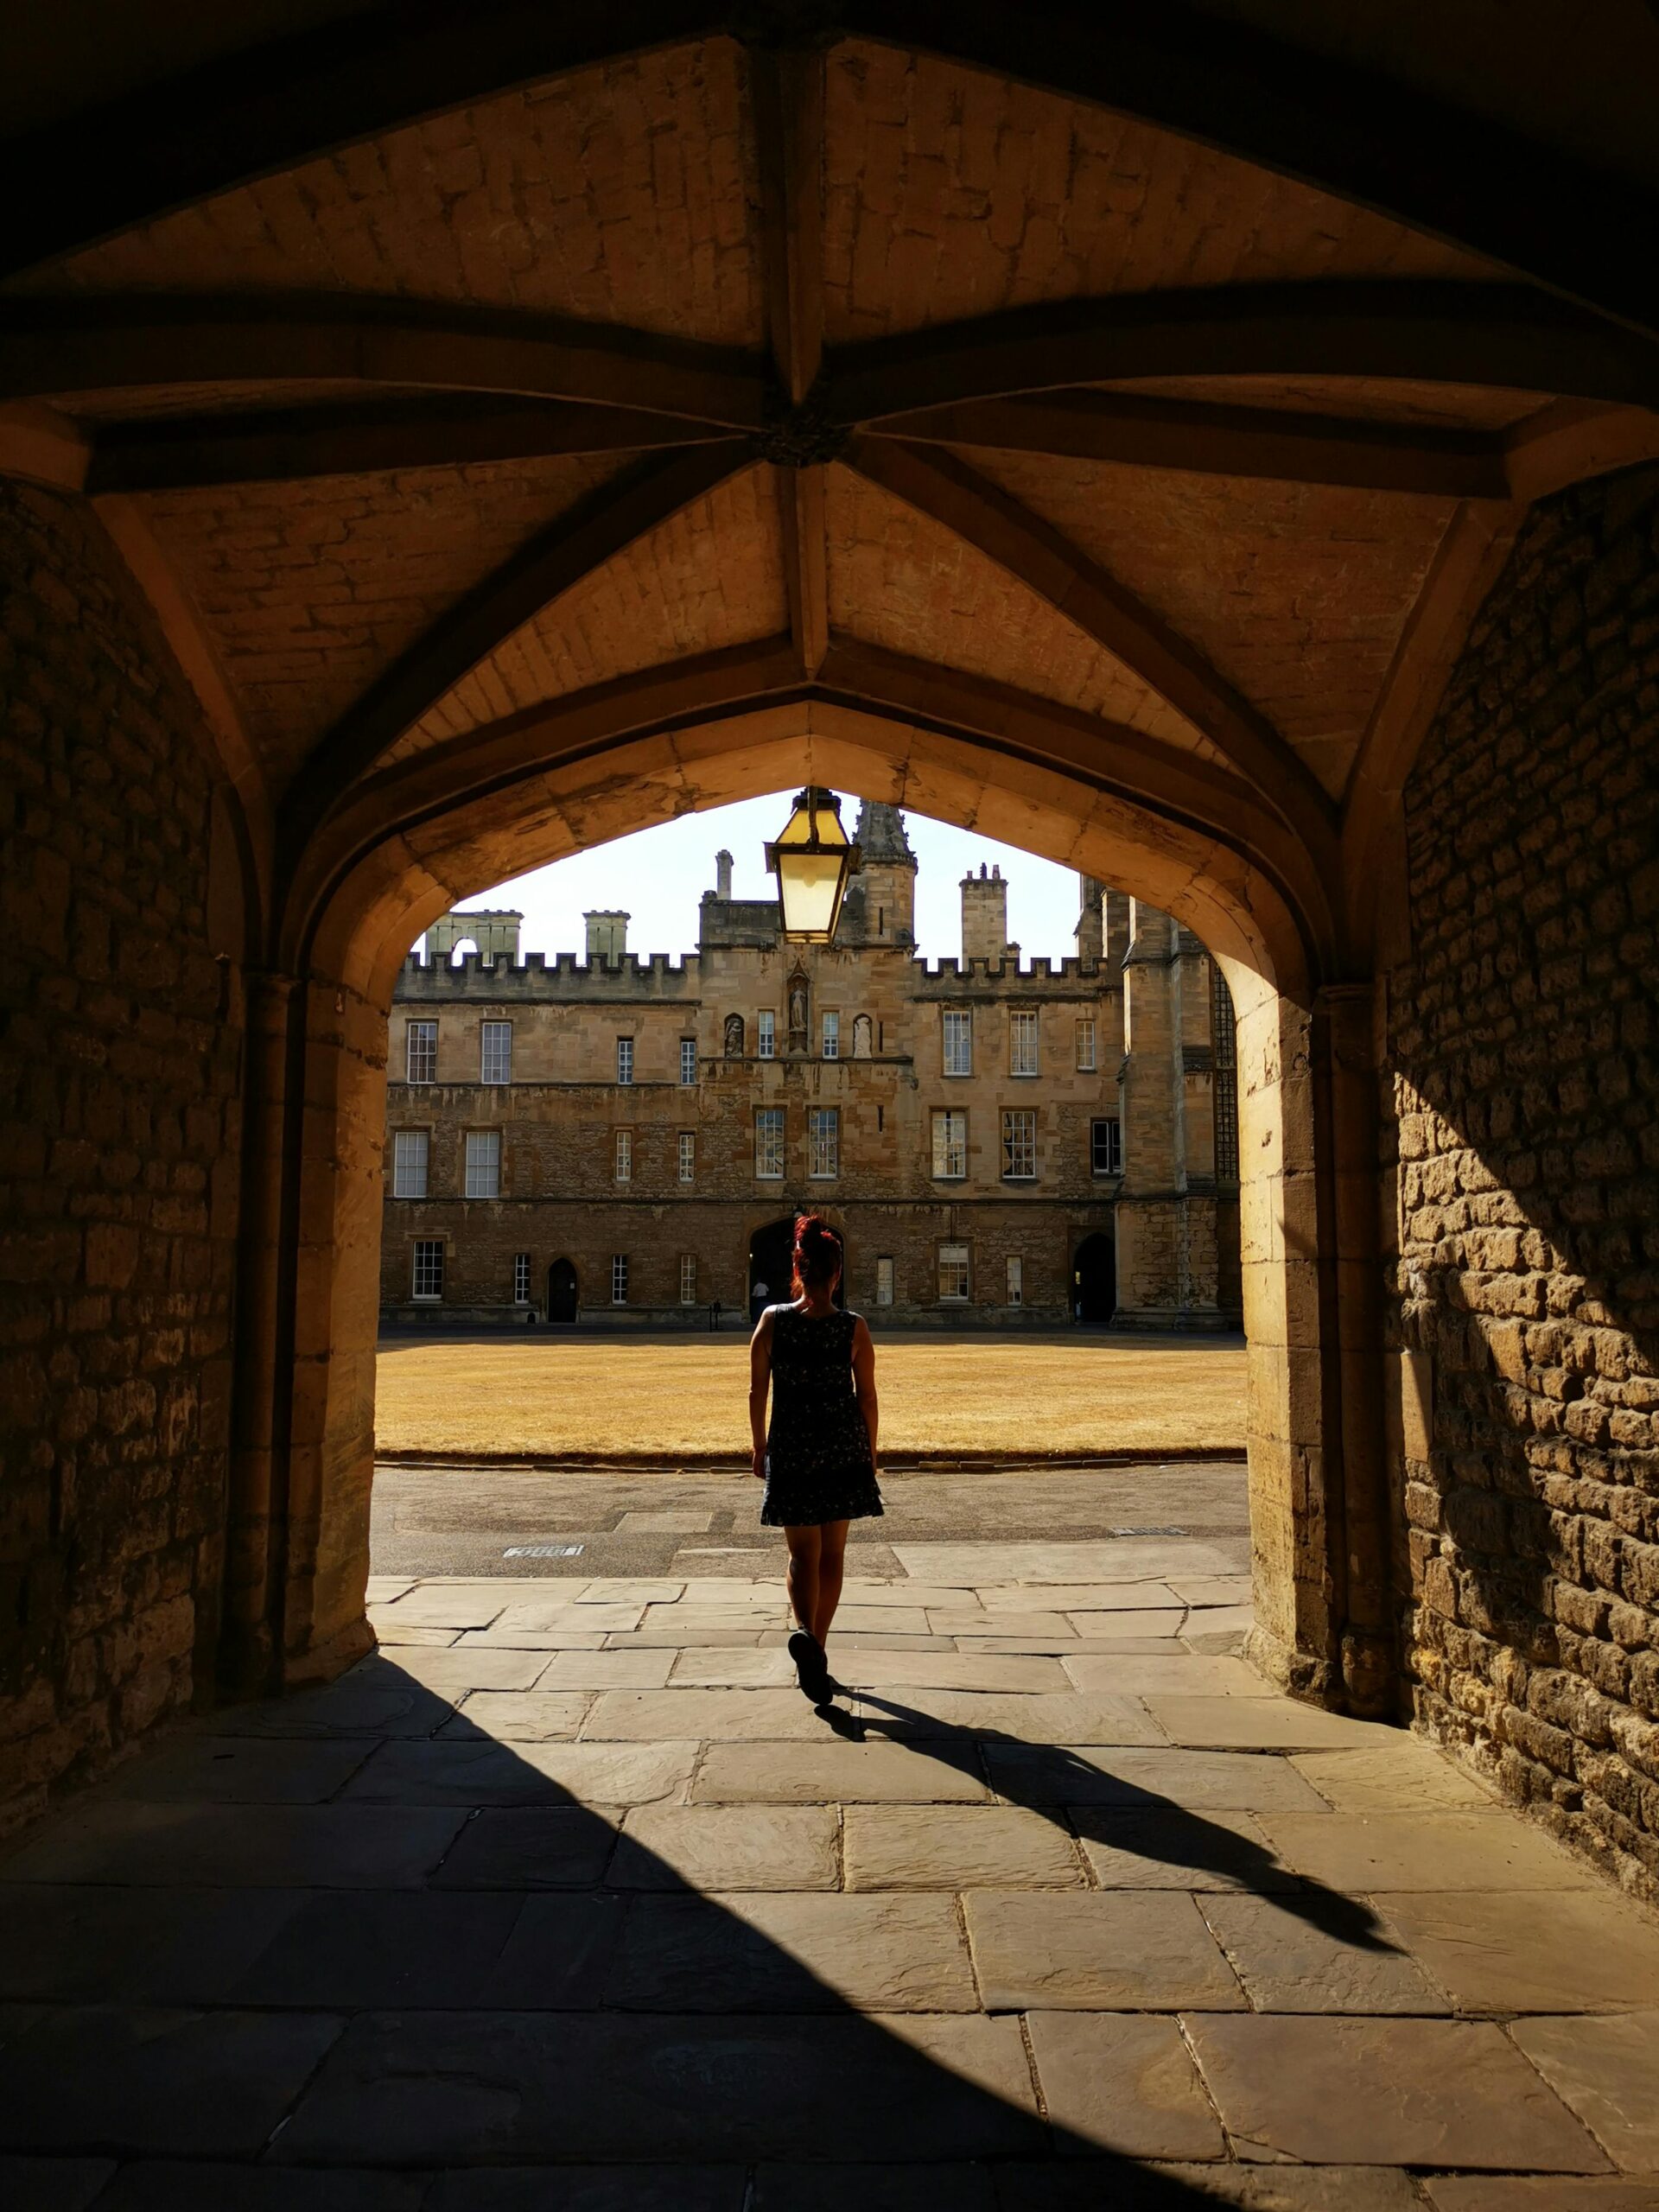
left=0, top=484, right=244, bottom=1828
left=1391, top=462, right=1659, bottom=1897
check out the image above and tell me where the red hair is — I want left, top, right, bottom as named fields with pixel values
left=791, top=1213, right=843, bottom=1295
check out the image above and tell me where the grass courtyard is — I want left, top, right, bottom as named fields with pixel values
left=374, top=1332, right=1247, bottom=1460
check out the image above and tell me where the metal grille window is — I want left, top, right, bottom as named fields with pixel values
left=513, top=1252, right=531, bottom=1305
left=1010, top=1009, right=1039, bottom=1075
left=1091, top=1117, right=1123, bottom=1175
left=480, top=1020, right=512, bottom=1084
left=679, top=1253, right=696, bottom=1305
left=876, top=1256, right=894, bottom=1306
left=755, top=1107, right=785, bottom=1179
left=405, top=1020, right=436, bottom=1085
left=1007, top=1255, right=1023, bottom=1306
left=943, top=1009, right=972, bottom=1076
left=616, top=1035, right=633, bottom=1085
left=614, top=1128, right=632, bottom=1182
left=1076, top=1017, right=1096, bottom=1071
left=391, top=1128, right=428, bottom=1198
left=822, top=1010, right=839, bottom=1059
left=757, top=1010, right=775, bottom=1060
left=412, top=1239, right=443, bottom=1300
left=678, top=1131, right=695, bottom=1184
left=680, top=1037, right=697, bottom=1085
left=931, top=1109, right=967, bottom=1179
left=611, top=1254, right=628, bottom=1305
left=1001, top=1108, right=1037, bottom=1179
left=938, top=1243, right=969, bottom=1301
left=808, top=1106, right=839, bottom=1179
left=1211, top=963, right=1240, bottom=1184
left=464, top=1128, right=500, bottom=1198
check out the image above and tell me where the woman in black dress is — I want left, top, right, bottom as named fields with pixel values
left=748, top=1215, right=881, bottom=1698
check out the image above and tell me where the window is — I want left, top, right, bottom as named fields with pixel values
left=480, top=1020, right=512, bottom=1085
left=678, top=1130, right=695, bottom=1184
left=680, top=1037, right=697, bottom=1086
left=757, top=1010, right=775, bottom=1060
left=679, top=1253, right=697, bottom=1305
left=822, top=1010, right=839, bottom=1059
left=614, top=1128, right=632, bottom=1183
left=616, top=1036, right=633, bottom=1085
left=931, top=1109, right=967, bottom=1179
left=611, top=1254, right=628, bottom=1306
left=1076, top=1017, right=1096, bottom=1071
left=1091, top=1117, right=1123, bottom=1175
left=411, top=1239, right=443, bottom=1300
left=938, top=1243, right=969, bottom=1301
left=1001, top=1108, right=1037, bottom=1180
left=405, top=1020, right=436, bottom=1085
left=808, top=1106, right=839, bottom=1179
left=513, top=1252, right=531, bottom=1305
left=1006, top=1255, right=1023, bottom=1306
left=1010, top=1009, right=1039, bottom=1076
left=1211, top=964, right=1239, bottom=1184
left=464, top=1128, right=500, bottom=1198
left=943, top=1009, right=972, bottom=1076
left=876, top=1256, right=894, bottom=1306
left=391, top=1128, right=428, bottom=1198
left=754, top=1107, right=785, bottom=1179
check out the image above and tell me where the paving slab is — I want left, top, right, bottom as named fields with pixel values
left=677, top=1581, right=789, bottom=1605
left=476, top=1894, right=631, bottom=2009
left=1026, top=2011, right=1227, bottom=2158
left=535, top=1649, right=676, bottom=1689
left=977, top=1582, right=1184, bottom=1611
left=1198, top=1891, right=1450, bottom=2013
left=1506, top=2012, right=1659, bottom=2171
left=994, top=2164, right=1420, bottom=2209
left=364, top=1577, right=417, bottom=1602
left=927, top=1611, right=1075, bottom=1637
left=1063, top=1613, right=1190, bottom=1642
left=642, top=1605, right=786, bottom=1633
left=575, top=1580, right=686, bottom=1605
left=613, top=1626, right=768, bottom=1648
left=581, top=1688, right=854, bottom=1743
left=88, top=2164, right=428, bottom=2209
left=341, top=1738, right=696, bottom=1807
left=608, top=1805, right=840, bottom=1891
left=1376, top=1891, right=1659, bottom=2014
left=668, top=1647, right=800, bottom=1686
left=850, top=1688, right=1165, bottom=1746
left=0, top=1885, right=303, bottom=2005
left=1185, top=2015, right=1611, bottom=2171
left=428, top=1808, right=618, bottom=1891
left=494, top=1601, right=651, bottom=1632
left=0, top=2003, right=345, bottom=2157
left=1168, top=1577, right=1255, bottom=1608
left=963, top=1889, right=1245, bottom=2010
left=607, top=1892, right=978, bottom=2012
left=822, top=1632, right=962, bottom=1653
left=226, top=1889, right=524, bottom=2008
left=1422, top=2180, right=1659, bottom=2210
left=449, top=1629, right=613, bottom=1650
left=365, top=1622, right=463, bottom=1647
left=1072, top=1808, right=1297, bottom=1892
left=752, top=2163, right=995, bottom=2211
left=89, top=1734, right=378, bottom=1806
left=694, top=1740, right=989, bottom=1803
left=895, top=1541, right=1241, bottom=1583
left=1061, top=1655, right=1265, bottom=1695
left=1257, top=1810, right=1604, bottom=1891
left=440, top=1691, right=594, bottom=1742
left=204, top=1676, right=460, bottom=1739
left=1290, top=1744, right=1497, bottom=1813
left=347, top=1648, right=550, bottom=1693
left=425, top=2167, right=744, bottom=2210
left=988, top=1745, right=1330, bottom=1813
left=823, top=1649, right=1072, bottom=1693
left=1145, top=1698, right=1402, bottom=1751
left=0, top=1802, right=466, bottom=1889
left=843, top=1805, right=1085, bottom=1890
left=276, top=2012, right=1042, bottom=2163
left=1185, top=1605, right=1255, bottom=1647
left=363, top=1590, right=509, bottom=1630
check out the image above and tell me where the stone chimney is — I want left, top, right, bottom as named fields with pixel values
left=1104, top=888, right=1133, bottom=968
left=427, top=908, right=521, bottom=963
left=584, top=910, right=629, bottom=965
left=961, top=861, right=1010, bottom=963
left=715, top=849, right=734, bottom=899
left=1075, top=874, right=1104, bottom=963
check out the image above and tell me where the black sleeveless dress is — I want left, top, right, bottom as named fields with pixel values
left=760, top=1305, right=884, bottom=1529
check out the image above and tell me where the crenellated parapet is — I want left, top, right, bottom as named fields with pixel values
left=399, top=948, right=702, bottom=999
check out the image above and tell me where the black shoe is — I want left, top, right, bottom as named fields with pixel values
left=788, top=1629, right=829, bottom=1698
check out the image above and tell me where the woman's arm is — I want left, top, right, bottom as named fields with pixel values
left=748, top=1308, right=773, bottom=1478
left=852, top=1315, right=879, bottom=1478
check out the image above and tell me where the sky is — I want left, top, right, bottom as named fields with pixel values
left=435, top=791, right=1090, bottom=965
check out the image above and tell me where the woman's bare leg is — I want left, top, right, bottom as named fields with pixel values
left=811, top=1520, right=850, bottom=1645
left=784, top=1525, right=822, bottom=1635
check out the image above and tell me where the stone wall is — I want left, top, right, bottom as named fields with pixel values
left=1391, top=463, right=1659, bottom=1897
left=0, top=484, right=244, bottom=1828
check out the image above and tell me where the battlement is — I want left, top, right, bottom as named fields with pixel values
left=911, top=950, right=1120, bottom=989
left=398, top=949, right=701, bottom=1000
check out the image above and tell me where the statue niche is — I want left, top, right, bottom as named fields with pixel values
left=723, top=1014, right=745, bottom=1058
left=786, top=965, right=810, bottom=1055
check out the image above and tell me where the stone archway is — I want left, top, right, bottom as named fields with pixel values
left=1073, top=1232, right=1117, bottom=1326
left=546, top=1259, right=578, bottom=1325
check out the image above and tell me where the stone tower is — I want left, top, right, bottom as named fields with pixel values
left=961, top=861, right=1013, bottom=964
left=845, top=799, right=917, bottom=945
left=584, top=911, right=629, bottom=964
left=1075, top=874, right=1104, bottom=963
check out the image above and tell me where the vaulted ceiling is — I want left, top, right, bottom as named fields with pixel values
left=3, top=8, right=1657, bottom=976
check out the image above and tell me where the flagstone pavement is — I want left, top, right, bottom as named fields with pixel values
left=4, top=1535, right=1659, bottom=2209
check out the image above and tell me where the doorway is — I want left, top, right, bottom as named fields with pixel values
left=748, top=1217, right=848, bottom=1319
left=1073, top=1232, right=1117, bottom=1325
left=546, top=1257, right=579, bottom=1324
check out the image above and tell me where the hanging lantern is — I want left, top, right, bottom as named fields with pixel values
left=765, top=786, right=861, bottom=944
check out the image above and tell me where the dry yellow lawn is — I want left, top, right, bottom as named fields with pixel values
left=375, top=1334, right=1245, bottom=1459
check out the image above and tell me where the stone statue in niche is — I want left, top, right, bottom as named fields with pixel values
left=786, top=968, right=810, bottom=1053
left=724, top=1014, right=744, bottom=1058
left=852, top=1014, right=873, bottom=1058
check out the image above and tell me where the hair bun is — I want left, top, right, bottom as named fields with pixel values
left=791, top=1212, right=843, bottom=1294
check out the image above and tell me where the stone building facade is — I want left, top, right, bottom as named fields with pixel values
left=379, top=804, right=1241, bottom=1331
